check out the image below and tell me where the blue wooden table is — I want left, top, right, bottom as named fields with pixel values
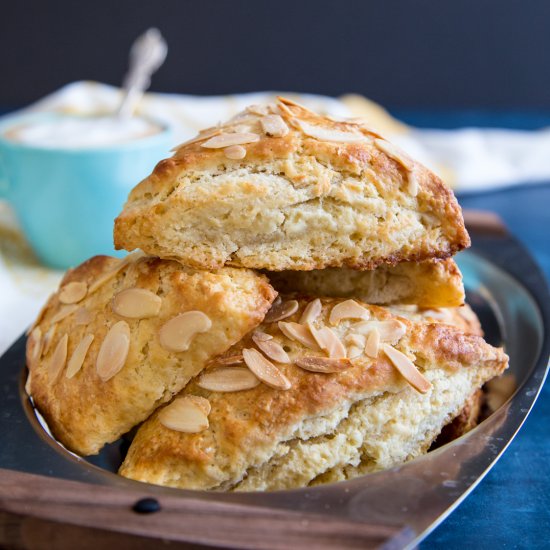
left=395, top=111, right=550, bottom=549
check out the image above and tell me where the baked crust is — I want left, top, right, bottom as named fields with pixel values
left=268, top=258, right=465, bottom=308
left=114, top=98, right=470, bottom=271
left=119, top=297, right=507, bottom=491
left=26, top=254, right=276, bottom=455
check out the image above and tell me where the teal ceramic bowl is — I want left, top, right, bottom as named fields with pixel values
left=0, top=112, right=172, bottom=269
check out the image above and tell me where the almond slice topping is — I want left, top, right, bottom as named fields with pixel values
left=49, top=333, right=68, bottom=381
left=50, top=304, right=78, bottom=324
left=264, top=298, right=299, bottom=323
left=59, top=281, right=88, bottom=304
left=374, top=139, right=413, bottom=171
left=112, top=288, right=162, bottom=319
left=278, top=321, right=320, bottom=350
left=75, top=306, right=93, bottom=326
left=354, top=319, right=406, bottom=344
left=66, top=334, right=94, bottom=379
left=201, top=132, right=260, bottom=149
left=28, top=327, right=43, bottom=364
left=158, top=395, right=210, bottom=433
left=309, top=325, right=347, bottom=359
left=96, top=321, right=130, bottom=382
left=365, top=328, right=380, bottom=358
left=300, top=298, right=322, bottom=324
left=260, top=114, right=289, bottom=137
left=407, top=169, right=419, bottom=197
left=42, top=325, right=58, bottom=356
left=252, top=331, right=272, bottom=342
left=171, top=127, right=222, bottom=150
left=242, top=348, right=291, bottom=390
left=295, top=356, right=352, bottom=373
left=347, top=346, right=363, bottom=359
left=224, top=145, right=247, bottom=159
left=159, top=311, right=212, bottom=352
left=329, top=300, right=370, bottom=325
left=382, top=344, right=432, bottom=394
left=88, top=251, right=147, bottom=295
left=296, top=120, right=366, bottom=143
left=198, top=367, right=260, bottom=392
left=252, top=333, right=290, bottom=364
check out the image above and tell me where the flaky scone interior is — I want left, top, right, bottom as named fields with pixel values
left=119, top=297, right=507, bottom=491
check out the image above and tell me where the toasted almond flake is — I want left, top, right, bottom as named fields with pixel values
left=75, top=306, right=93, bottom=326
left=96, top=321, right=130, bottom=382
left=346, top=333, right=366, bottom=348
left=347, top=345, right=363, bottom=359
left=112, top=288, right=162, bottom=319
left=211, top=354, right=244, bottom=366
left=171, top=127, right=222, bottom=150
left=278, top=321, right=320, bottom=350
left=50, top=304, right=78, bottom=324
left=25, top=371, right=32, bottom=395
left=159, top=311, right=212, bottom=352
left=66, top=334, right=94, bottom=379
left=407, top=169, right=419, bottom=197
left=201, top=132, right=260, bottom=149
left=296, top=119, right=366, bottom=143
left=28, top=327, right=43, bottom=364
left=295, top=356, right=352, bottom=373
left=299, top=298, right=322, bottom=325
left=88, top=251, right=147, bottom=295
left=224, top=145, right=247, bottom=159
left=365, top=328, right=380, bottom=358
left=382, top=344, right=432, bottom=394
left=252, top=334, right=291, bottom=364
left=252, top=331, right=273, bottom=342
left=158, top=395, right=210, bottom=433
left=198, top=367, right=261, bottom=392
left=264, top=298, right=299, bottom=323
left=309, top=325, right=347, bottom=359
left=187, top=395, right=211, bottom=416
left=374, top=139, right=413, bottom=171
left=329, top=300, right=370, bottom=325
left=58, top=281, right=88, bottom=304
left=242, top=348, right=291, bottom=390
left=49, top=333, right=68, bottom=381
left=42, top=325, right=58, bottom=356
left=354, top=319, right=406, bottom=344
left=260, top=114, right=289, bottom=137
left=247, top=104, right=270, bottom=116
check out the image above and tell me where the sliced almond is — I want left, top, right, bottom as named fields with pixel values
left=296, top=119, right=366, bottom=143
left=158, top=395, right=210, bottom=433
left=66, top=334, right=94, bottom=379
left=224, top=145, right=247, bottom=159
left=354, top=319, right=406, bottom=344
left=171, top=127, right=222, bottom=150
left=346, top=333, right=366, bottom=348
left=48, top=333, right=68, bottom=381
left=300, top=298, right=322, bottom=325
left=58, top=281, right=88, bottom=304
left=187, top=394, right=211, bottom=416
left=201, top=132, right=260, bottom=149
left=75, top=306, right=93, bottom=326
left=260, top=114, right=289, bottom=137
left=96, top=321, right=130, bottom=382
left=374, top=139, right=413, bottom=171
left=28, top=327, right=43, bottom=364
left=264, top=298, right=299, bottom=323
left=365, top=328, right=380, bottom=358
left=247, top=104, right=270, bottom=116
left=159, top=311, right=212, bottom=352
left=112, top=288, right=162, bottom=319
left=252, top=331, right=272, bottom=342
left=407, top=169, right=419, bottom=197
left=295, top=356, right=352, bottom=373
left=211, top=353, right=244, bottom=366
left=50, top=304, right=78, bottom=324
left=242, top=348, right=291, bottom=390
left=25, top=371, right=32, bottom=395
left=382, top=344, right=432, bottom=394
left=309, top=325, right=347, bottom=359
left=42, top=325, right=58, bottom=356
left=88, top=251, right=147, bottom=295
left=278, top=321, right=320, bottom=350
left=252, top=333, right=291, bottom=364
left=329, top=300, right=370, bottom=325
left=347, top=346, right=363, bottom=359
left=198, top=367, right=260, bottom=392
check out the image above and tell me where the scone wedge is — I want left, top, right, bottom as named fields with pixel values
left=119, top=297, right=507, bottom=491
left=114, top=98, right=470, bottom=271
left=26, top=253, right=276, bottom=455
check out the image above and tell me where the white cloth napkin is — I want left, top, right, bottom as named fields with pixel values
left=1, top=81, right=549, bottom=354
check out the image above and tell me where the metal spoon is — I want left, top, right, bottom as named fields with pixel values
left=117, top=28, right=168, bottom=119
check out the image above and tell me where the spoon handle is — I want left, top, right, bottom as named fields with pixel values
left=117, top=28, right=168, bottom=119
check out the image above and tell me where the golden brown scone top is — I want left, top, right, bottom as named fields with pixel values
left=114, top=98, right=470, bottom=271
left=26, top=253, right=276, bottom=455
left=119, top=297, right=507, bottom=491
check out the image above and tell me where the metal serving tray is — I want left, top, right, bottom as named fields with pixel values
left=0, top=224, right=549, bottom=549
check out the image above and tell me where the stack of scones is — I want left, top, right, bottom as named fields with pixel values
left=26, top=98, right=508, bottom=491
